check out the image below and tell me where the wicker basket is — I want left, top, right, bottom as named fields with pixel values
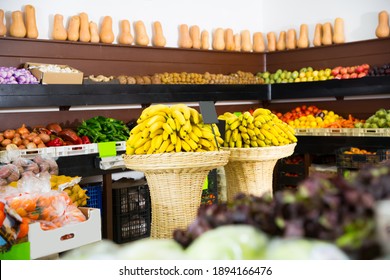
left=123, top=151, right=230, bottom=239
left=222, top=143, right=296, bottom=202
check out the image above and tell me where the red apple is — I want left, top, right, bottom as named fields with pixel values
left=348, top=66, right=356, bottom=74
left=358, top=72, right=367, bottom=78
left=342, top=73, right=350, bottom=79
left=331, top=66, right=342, bottom=76
left=340, top=67, right=348, bottom=75
left=361, top=63, right=370, bottom=70
left=335, top=74, right=343, bottom=79
left=350, top=73, right=358, bottom=79
left=356, top=65, right=364, bottom=73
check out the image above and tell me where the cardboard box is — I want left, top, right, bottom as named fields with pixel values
left=25, top=62, right=84, bottom=84
left=28, top=207, right=101, bottom=259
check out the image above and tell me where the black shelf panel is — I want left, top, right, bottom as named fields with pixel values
left=271, top=76, right=390, bottom=100
left=295, top=135, right=390, bottom=155
left=0, top=84, right=269, bottom=108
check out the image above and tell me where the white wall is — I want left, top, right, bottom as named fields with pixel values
left=263, top=0, right=390, bottom=43
left=1, top=0, right=263, bottom=47
left=1, top=0, right=389, bottom=47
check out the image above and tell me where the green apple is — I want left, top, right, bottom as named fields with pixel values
left=292, top=71, right=299, bottom=79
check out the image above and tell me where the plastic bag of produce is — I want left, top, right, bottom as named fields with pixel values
left=186, top=225, right=268, bottom=260
left=264, top=238, right=349, bottom=260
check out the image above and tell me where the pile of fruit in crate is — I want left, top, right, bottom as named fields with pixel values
left=256, top=64, right=370, bottom=84
left=0, top=116, right=130, bottom=151
left=274, top=105, right=362, bottom=128
left=354, top=108, right=390, bottom=129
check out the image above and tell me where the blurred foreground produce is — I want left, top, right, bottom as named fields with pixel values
left=61, top=224, right=347, bottom=260
left=174, top=160, right=390, bottom=259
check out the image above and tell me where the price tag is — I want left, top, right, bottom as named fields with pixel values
left=202, top=175, right=209, bottom=190
left=98, top=142, right=117, bottom=158
left=199, top=101, right=218, bottom=124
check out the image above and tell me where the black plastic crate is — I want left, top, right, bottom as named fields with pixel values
left=336, top=147, right=389, bottom=169
left=112, top=179, right=151, bottom=243
left=113, top=211, right=150, bottom=244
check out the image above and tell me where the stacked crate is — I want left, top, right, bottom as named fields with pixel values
left=112, top=178, right=151, bottom=244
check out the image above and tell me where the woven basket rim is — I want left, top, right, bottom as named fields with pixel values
left=222, top=143, right=297, bottom=161
left=123, top=150, right=230, bottom=172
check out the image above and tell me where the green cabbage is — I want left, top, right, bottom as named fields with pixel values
left=186, top=225, right=268, bottom=260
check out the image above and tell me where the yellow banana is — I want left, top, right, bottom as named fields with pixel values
left=149, top=121, right=164, bottom=134
left=241, top=132, right=250, bottom=142
left=254, top=115, right=267, bottom=124
left=153, top=134, right=164, bottom=151
left=133, top=136, right=150, bottom=149
left=182, top=120, right=192, bottom=133
left=257, top=139, right=267, bottom=147
left=179, top=126, right=187, bottom=138
left=138, top=104, right=171, bottom=122
left=225, top=129, right=232, bottom=143
left=184, top=137, right=198, bottom=150
left=135, top=146, right=145, bottom=155
left=212, top=124, right=221, bottom=136
left=238, top=125, right=247, bottom=133
left=170, top=132, right=177, bottom=145
left=144, top=114, right=166, bottom=128
left=127, top=132, right=143, bottom=148
left=162, top=130, right=170, bottom=141
left=192, top=125, right=203, bottom=138
left=163, top=122, right=174, bottom=135
left=130, top=122, right=146, bottom=135
left=158, top=139, right=171, bottom=153
left=171, top=104, right=191, bottom=120
left=252, top=108, right=271, bottom=118
left=181, top=140, right=192, bottom=152
left=189, top=131, right=199, bottom=143
left=247, top=128, right=256, bottom=139
left=142, top=139, right=152, bottom=152
left=232, top=129, right=239, bottom=142
left=166, top=142, right=175, bottom=152
left=174, top=117, right=182, bottom=132
left=126, top=146, right=135, bottom=155
left=166, top=117, right=177, bottom=131
left=175, top=137, right=182, bottom=152
left=146, top=145, right=155, bottom=154
left=189, top=107, right=200, bottom=124
left=141, top=127, right=150, bottom=139
left=150, top=128, right=164, bottom=139
left=201, top=129, right=215, bottom=140
left=226, top=115, right=239, bottom=125
left=229, top=119, right=240, bottom=130
left=172, top=110, right=186, bottom=126
left=250, top=140, right=258, bottom=147
left=198, top=138, right=212, bottom=149
left=241, top=118, right=247, bottom=127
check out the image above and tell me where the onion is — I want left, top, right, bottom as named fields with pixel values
left=3, top=129, right=15, bottom=139
left=18, top=145, right=26, bottom=150
left=26, top=142, right=37, bottom=149
left=22, top=139, right=30, bottom=146
left=38, top=133, right=51, bottom=143
left=0, top=135, right=3, bottom=142
left=1, top=139, right=11, bottom=147
left=32, top=136, right=42, bottom=145
left=26, top=132, right=37, bottom=142
left=12, top=136, right=22, bottom=146
left=37, top=143, right=46, bottom=148
left=16, top=124, right=30, bottom=135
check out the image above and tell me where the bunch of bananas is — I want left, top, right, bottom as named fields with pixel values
left=63, top=184, right=89, bottom=207
left=126, top=104, right=224, bottom=155
left=218, top=108, right=297, bottom=148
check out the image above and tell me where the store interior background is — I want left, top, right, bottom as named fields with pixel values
left=2, top=0, right=390, bottom=46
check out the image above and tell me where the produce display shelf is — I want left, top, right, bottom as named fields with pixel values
left=295, top=128, right=390, bottom=137
left=0, top=141, right=127, bottom=163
